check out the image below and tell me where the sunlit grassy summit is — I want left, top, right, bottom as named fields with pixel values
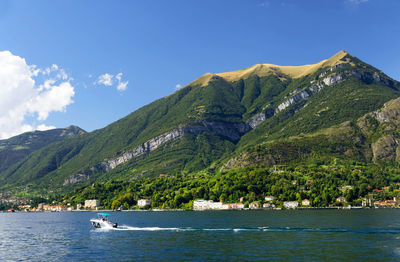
left=192, top=50, right=353, bottom=86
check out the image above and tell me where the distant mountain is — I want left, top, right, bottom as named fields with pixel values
left=1, top=50, right=399, bottom=194
left=0, top=126, right=86, bottom=173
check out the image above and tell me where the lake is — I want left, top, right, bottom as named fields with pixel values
left=0, top=209, right=400, bottom=261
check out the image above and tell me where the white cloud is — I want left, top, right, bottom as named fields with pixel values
left=36, top=124, right=56, bottom=131
left=57, top=68, right=68, bottom=80
left=175, top=84, right=182, bottom=90
left=96, top=73, right=113, bottom=86
left=28, top=81, right=75, bottom=121
left=95, top=72, right=128, bottom=91
left=117, top=81, right=128, bottom=91
left=115, top=72, right=122, bottom=82
left=0, top=50, right=75, bottom=139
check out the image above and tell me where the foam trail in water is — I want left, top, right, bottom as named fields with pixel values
left=114, top=226, right=187, bottom=231
left=96, top=226, right=272, bottom=232
left=93, top=226, right=400, bottom=234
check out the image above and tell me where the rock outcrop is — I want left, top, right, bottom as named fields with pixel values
left=63, top=173, right=89, bottom=186
left=371, top=135, right=399, bottom=162
left=276, top=90, right=311, bottom=113
left=247, top=109, right=274, bottom=128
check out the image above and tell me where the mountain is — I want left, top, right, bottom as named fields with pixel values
left=1, top=50, right=399, bottom=194
left=0, top=126, right=86, bottom=174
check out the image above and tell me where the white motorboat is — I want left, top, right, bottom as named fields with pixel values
left=90, top=213, right=118, bottom=229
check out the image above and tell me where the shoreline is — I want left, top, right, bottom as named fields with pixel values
left=2, top=206, right=400, bottom=213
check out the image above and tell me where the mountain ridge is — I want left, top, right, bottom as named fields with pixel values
left=0, top=126, right=86, bottom=174
left=1, top=50, right=399, bottom=195
left=191, top=50, right=352, bottom=87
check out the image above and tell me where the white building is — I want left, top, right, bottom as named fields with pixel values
left=193, top=200, right=246, bottom=210
left=209, top=201, right=223, bottom=209
left=193, top=200, right=213, bottom=210
left=265, top=196, right=275, bottom=202
left=249, top=202, right=260, bottom=209
left=336, top=197, right=347, bottom=203
left=193, top=200, right=223, bottom=210
left=138, top=199, right=152, bottom=207
left=221, top=204, right=231, bottom=210
left=230, top=203, right=245, bottom=209
left=283, top=201, right=299, bottom=209
left=263, top=203, right=275, bottom=208
left=302, top=199, right=310, bottom=206
left=84, top=199, right=99, bottom=209
left=263, top=203, right=271, bottom=208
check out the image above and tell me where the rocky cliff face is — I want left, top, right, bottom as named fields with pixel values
left=63, top=173, right=89, bottom=186
left=358, top=97, right=400, bottom=162
left=371, top=135, right=399, bottom=162
left=276, top=67, right=373, bottom=114
left=247, top=109, right=274, bottom=128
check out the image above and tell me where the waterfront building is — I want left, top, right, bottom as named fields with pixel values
left=193, top=200, right=244, bottom=210
left=283, top=201, right=299, bottom=209
left=209, top=201, right=223, bottom=209
left=193, top=200, right=215, bottom=210
left=193, top=200, right=212, bottom=210
left=231, top=203, right=245, bottom=209
left=193, top=200, right=223, bottom=210
left=84, top=199, right=100, bottom=209
left=362, top=198, right=372, bottom=207
left=221, top=204, right=231, bottom=210
left=137, top=199, right=152, bottom=207
left=374, top=199, right=397, bottom=208
left=302, top=199, right=310, bottom=206
left=249, top=202, right=260, bottom=209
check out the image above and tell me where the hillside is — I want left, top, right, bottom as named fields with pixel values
left=222, top=96, right=400, bottom=170
left=0, top=126, right=86, bottom=174
left=1, top=50, right=399, bottom=194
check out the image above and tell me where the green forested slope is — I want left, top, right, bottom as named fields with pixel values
left=0, top=126, right=85, bottom=174
left=1, top=50, right=399, bottom=195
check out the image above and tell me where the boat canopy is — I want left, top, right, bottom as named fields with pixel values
left=97, top=212, right=110, bottom=216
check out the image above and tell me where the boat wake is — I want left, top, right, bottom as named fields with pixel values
left=93, top=226, right=400, bottom=234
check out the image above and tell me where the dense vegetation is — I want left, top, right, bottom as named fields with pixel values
left=56, top=159, right=400, bottom=210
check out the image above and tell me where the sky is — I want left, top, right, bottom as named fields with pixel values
left=0, top=0, right=399, bottom=139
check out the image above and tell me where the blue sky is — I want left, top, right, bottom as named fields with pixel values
left=0, top=0, right=399, bottom=138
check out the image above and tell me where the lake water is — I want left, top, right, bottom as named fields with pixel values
left=0, top=209, right=400, bottom=261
